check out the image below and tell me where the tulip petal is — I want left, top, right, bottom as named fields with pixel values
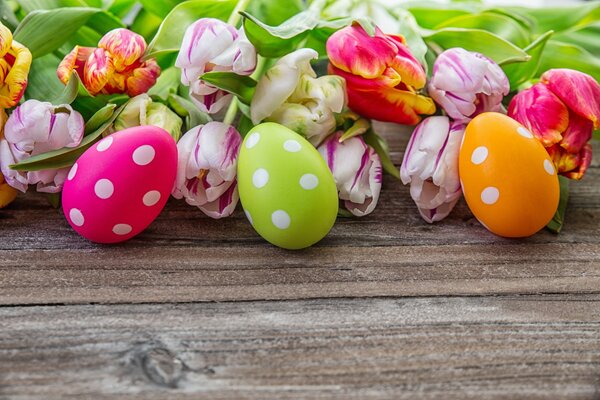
left=198, top=180, right=239, bottom=219
left=84, top=48, right=113, bottom=95
left=0, top=22, right=13, bottom=58
left=99, top=28, right=147, bottom=72
left=547, top=142, right=592, bottom=181
left=124, top=58, right=161, bottom=96
left=0, top=40, right=31, bottom=109
left=507, top=83, right=568, bottom=147
left=542, top=69, right=600, bottom=128
left=560, top=110, right=593, bottom=154
left=387, top=34, right=426, bottom=89
left=57, top=46, right=94, bottom=85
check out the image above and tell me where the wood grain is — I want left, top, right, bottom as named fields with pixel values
left=2, top=296, right=600, bottom=399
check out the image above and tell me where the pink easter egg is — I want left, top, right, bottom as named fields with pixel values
left=62, top=126, right=177, bottom=244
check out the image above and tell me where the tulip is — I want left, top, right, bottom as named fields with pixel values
left=508, top=69, right=600, bottom=180
left=58, top=28, right=160, bottom=97
left=172, top=121, right=242, bottom=218
left=251, top=48, right=346, bottom=146
left=0, top=22, right=32, bottom=108
left=400, top=116, right=465, bottom=223
left=0, top=100, right=84, bottom=193
left=0, top=171, right=17, bottom=208
left=114, top=94, right=183, bottom=141
left=175, top=18, right=257, bottom=114
left=326, top=23, right=435, bottom=125
left=428, top=48, right=509, bottom=123
left=318, top=131, right=382, bottom=217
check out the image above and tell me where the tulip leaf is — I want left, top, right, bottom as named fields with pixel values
left=503, top=30, right=553, bottom=91
left=200, top=72, right=257, bottom=105
left=391, top=8, right=429, bottom=71
left=145, top=0, right=237, bottom=58
left=554, top=26, right=600, bottom=57
left=167, top=94, right=211, bottom=131
left=537, top=40, right=600, bottom=83
left=247, top=0, right=305, bottom=26
left=25, top=53, right=69, bottom=102
left=137, top=0, right=185, bottom=18
left=9, top=103, right=123, bottom=172
left=51, top=73, right=94, bottom=105
left=423, top=28, right=530, bottom=65
left=547, top=176, right=570, bottom=234
left=13, top=7, right=120, bottom=58
left=506, top=3, right=600, bottom=35
left=84, top=103, right=117, bottom=134
left=405, top=3, right=475, bottom=29
left=434, top=12, right=530, bottom=48
left=148, top=67, right=181, bottom=100
left=364, top=130, right=400, bottom=180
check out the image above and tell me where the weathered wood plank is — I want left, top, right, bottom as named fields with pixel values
left=2, top=295, right=600, bottom=399
left=0, top=136, right=598, bottom=305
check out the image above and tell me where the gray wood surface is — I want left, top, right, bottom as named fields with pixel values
left=1, top=129, right=599, bottom=399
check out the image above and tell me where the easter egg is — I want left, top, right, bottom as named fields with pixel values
left=62, top=126, right=177, bottom=243
left=238, top=122, right=338, bottom=249
left=459, top=112, right=560, bottom=238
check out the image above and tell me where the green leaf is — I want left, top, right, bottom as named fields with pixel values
left=167, top=94, right=211, bottom=130
left=391, top=8, right=429, bottom=71
left=200, top=72, right=257, bottom=105
left=0, top=0, right=20, bottom=31
left=423, top=28, right=530, bottom=65
left=537, top=40, right=600, bottom=83
left=146, top=0, right=237, bottom=58
left=148, top=67, right=181, bottom=100
left=506, top=3, right=600, bottom=35
left=547, top=176, right=570, bottom=234
left=10, top=103, right=124, bottom=172
left=363, top=130, right=400, bottom=180
left=237, top=113, right=254, bottom=137
left=434, top=11, right=530, bottom=48
left=405, top=3, right=475, bottom=29
left=554, top=25, right=600, bottom=57
left=25, top=54, right=67, bottom=102
left=51, top=73, right=94, bottom=105
left=503, top=30, right=553, bottom=91
left=13, top=7, right=119, bottom=58
left=247, top=0, right=304, bottom=26
left=138, top=0, right=184, bottom=18
left=84, top=103, right=117, bottom=134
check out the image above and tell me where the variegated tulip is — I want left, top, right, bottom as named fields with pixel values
left=318, top=131, right=382, bottom=217
left=58, top=28, right=160, bottom=96
left=172, top=121, right=242, bottom=218
left=251, top=48, right=346, bottom=146
left=0, top=22, right=32, bottom=108
left=114, top=94, right=183, bottom=141
left=0, top=109, right=16, bottom=208
left=175, top=18, right=257, bottom=114
left=508, top=69, right=600, bottom=180
left=400, top=116, right=465, bottom=223
left=326, top=23, right=435, bottom=125
left=428, top=48, right=509, bottom=123
left=0, top=100, right=84, bottom=193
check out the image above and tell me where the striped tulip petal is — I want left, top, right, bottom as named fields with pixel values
left=83, top=48, right=114, bottom=95
left=99, top=28, right=147, bottom=72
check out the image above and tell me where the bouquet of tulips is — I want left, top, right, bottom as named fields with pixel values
left=0, top=0, right=599, bottom=246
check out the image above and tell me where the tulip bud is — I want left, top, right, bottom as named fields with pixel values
left=172, top=121, right=242, bottom=218
left=114, top=94, right=183, bottom=141
left=175, top=18, right=257, bottom=114
left=326, top=24, right=435, bottom=125
left=0, top=22, right=32, bottom=108
left=251, top=48, right=346, bottom=146
left=318, top=131, right=382, bottom=216
left=0, top=100, right=84, bottom=193
left=508, top=69, right=600, bottom=180
left=400, top=116, right=465, bottom=223
left=428, top=48, right=509, bottom=123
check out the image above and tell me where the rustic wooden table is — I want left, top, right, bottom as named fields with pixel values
left=1, top=129, right=599, bottom=399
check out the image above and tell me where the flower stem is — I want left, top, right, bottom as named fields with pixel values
left=227, top=0, right=252, bottom=27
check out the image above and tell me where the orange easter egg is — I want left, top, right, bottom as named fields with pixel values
left=459, top=112, right=560, bottom=238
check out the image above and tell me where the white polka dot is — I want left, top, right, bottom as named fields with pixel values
left=67, top=163, right=78, bottom=181
left=283, top=140, right=301, bottom=153
left=481, top=187, right=500, bottom=205
left=246, top=132, right=260, bottom=149
left=94, top=179, right=114, bottom=199
left=113, top=224, right=132, bottom=235
left=299, top=174, right=319, bottom=190
left=245, top=210, right=253, bottom=225
left=143, top=190, right=161, bottom=206
left=517, top=127, right=533, bottom=139
left=97, top=136, right=113, bottom=152
left=471, top=146, right=488, bottom=165
left=69, top=208, right=84, bottom=227
left=132, top=145, right=155, bottom=166
left=252, top=168, right=269, bottom=189
left=544, top=159, right=555, bottom=175
left=272, top=210, right=291, bottom=230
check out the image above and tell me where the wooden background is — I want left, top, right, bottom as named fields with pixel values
left=1, top=128, right=599, bottom=399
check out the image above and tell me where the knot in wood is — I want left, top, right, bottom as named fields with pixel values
left=140, top=347, right=185, bottom=388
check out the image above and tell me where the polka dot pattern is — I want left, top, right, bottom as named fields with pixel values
left=97, top=137, right=113, bottom=152
left=283, top=140, right=301, bottom=153
left=272, top=210, right=291, bottom=230
left=517, top=127, right=534, bottom=139
left=113, top=224, right=133, bottom=235
left=481, top=186, right=500, bottom=205
left=69, top=208, right=84, bottom=227
left=544, top=159, right=555, bottom=175
left=300, top=174, right=319, bottom=190
left=246, top=132, right=260, bottom=149
left=132, top=145, right=155, bottom=166
left=252, top=168, right=269, bottom=189
left=143, top=190, right=161, bottom=207
left=94, top=179, right=114, bottom=199
left=245, top=210, right=253, bottom=225
left=68, top=163, right=78, bottom=181
left=471, top=146, right=488, bottom=165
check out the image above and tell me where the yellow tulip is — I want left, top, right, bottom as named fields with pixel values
left=0, top=22, right=32, bottom=109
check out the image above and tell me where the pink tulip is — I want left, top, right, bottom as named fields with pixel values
left=172, top=122, right=242, bottom=218
left=508, top=69, right=600, bottom=180
left=175, top=18, right=257, bottom=114
left=318, top=131, right=382, bottom=217
left=428, top=48, right=509, bottom=123
left=0, top=100, right=84, bottom=193
left=400, top=116, right=465, bottom=223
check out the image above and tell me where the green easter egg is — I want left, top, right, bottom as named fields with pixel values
left=238, top=122, right=338, bottom=250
